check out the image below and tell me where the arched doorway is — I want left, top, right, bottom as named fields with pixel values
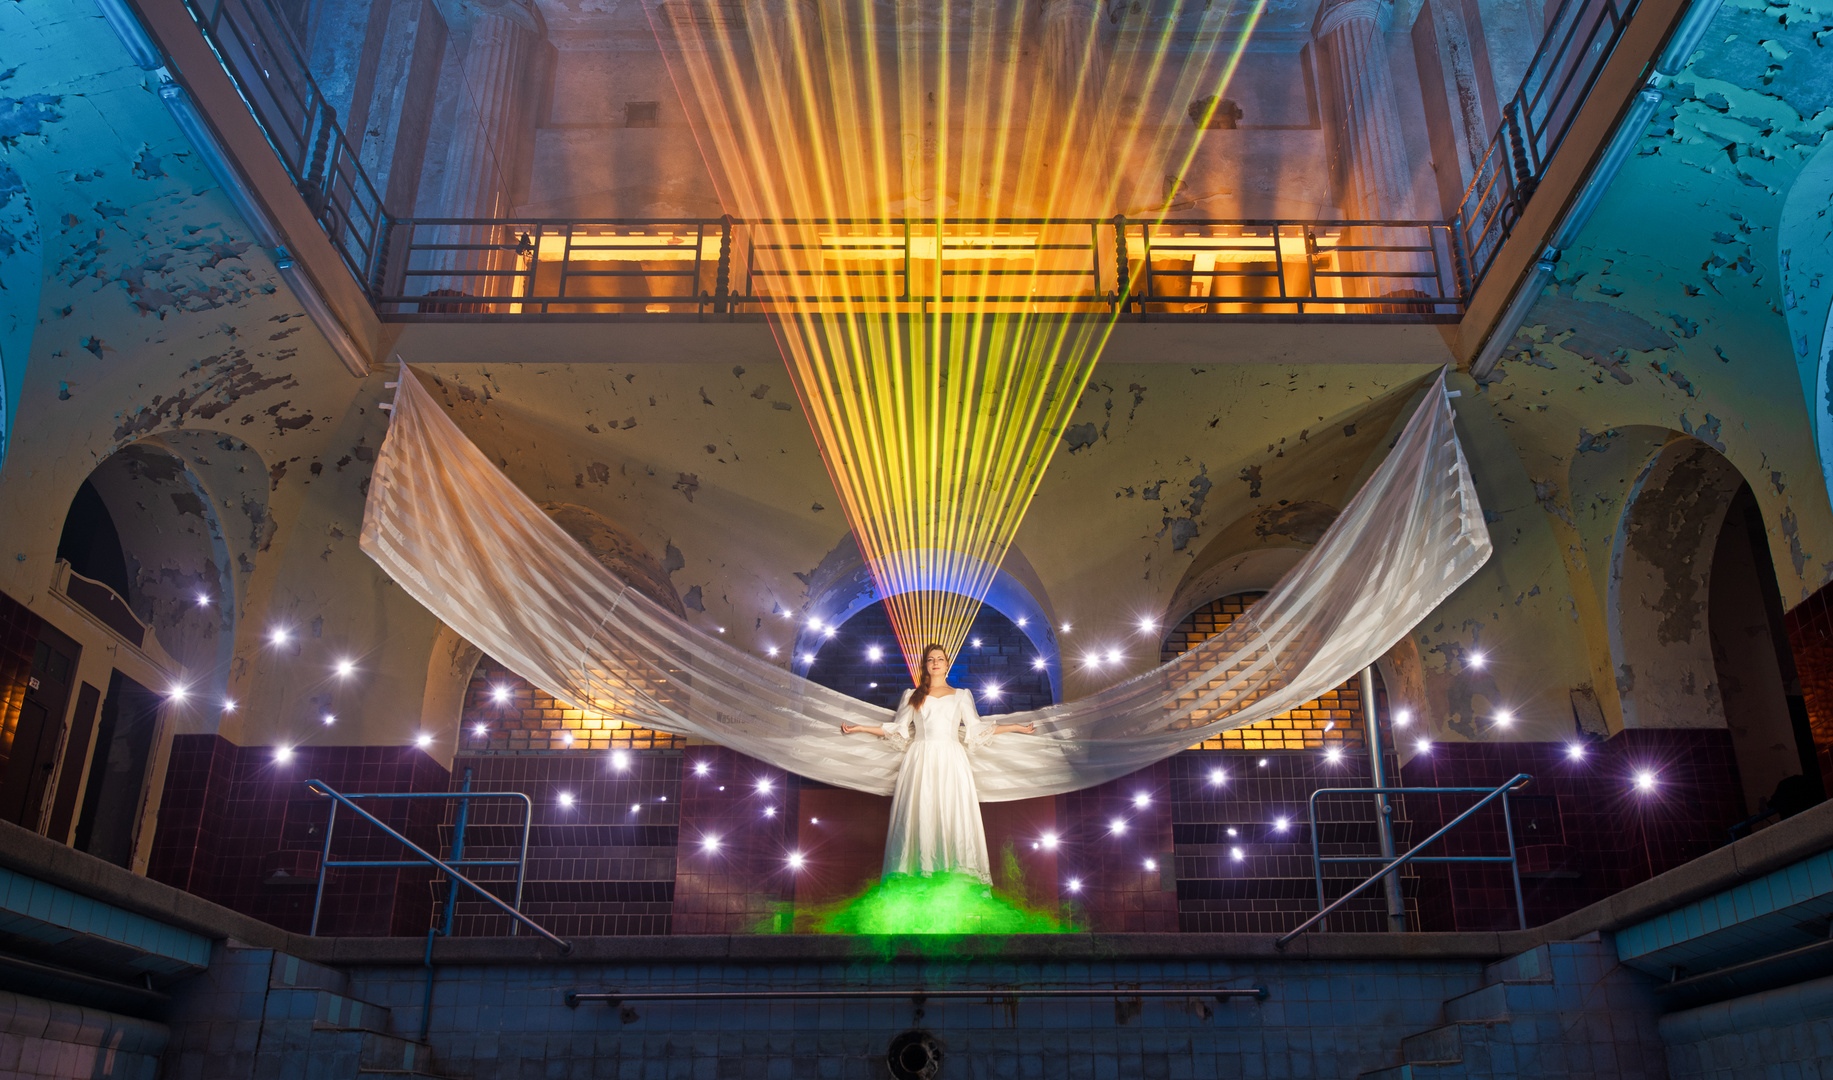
left=1609, top=436, right=1822, bottom=817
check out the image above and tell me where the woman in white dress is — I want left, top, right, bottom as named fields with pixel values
left=841, top=644, right=1036, bottom=883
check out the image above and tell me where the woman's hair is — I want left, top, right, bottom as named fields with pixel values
left=909, top=644, right=948, bottom=708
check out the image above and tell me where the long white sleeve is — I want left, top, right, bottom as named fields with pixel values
left=959, top=691, right=995, bottom=751
left=885, top=689, right=914, bottom=752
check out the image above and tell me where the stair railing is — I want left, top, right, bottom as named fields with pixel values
left=1276, top=773, right=1534, bottom=948
left=304, top=779, right=569, bottom=952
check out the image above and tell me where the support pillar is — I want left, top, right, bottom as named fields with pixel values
left=1361, top=666, right=1407, bottom=932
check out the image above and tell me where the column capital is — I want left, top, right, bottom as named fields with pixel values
left=434, top=0, right=545, bottom=40
left=1312, top=0, right=1391, bottom=39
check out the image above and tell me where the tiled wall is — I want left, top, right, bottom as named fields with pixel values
left=148, top=737, right=449, bottom=936
left=1399, top=730, right=1746, bottom=931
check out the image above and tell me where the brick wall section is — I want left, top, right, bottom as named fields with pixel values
left=670, top=746, right=798, bottom=933
left=461, top=655, right=693, bottom=754
left=1784, top=582, right=1833, bottom=792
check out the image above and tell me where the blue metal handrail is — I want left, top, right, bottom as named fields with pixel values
left=1276, top=773, right=1534, bottom=948
left=304, top=780, right=567, bottom=951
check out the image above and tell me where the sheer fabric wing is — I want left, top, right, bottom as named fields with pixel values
left=360, top=369, right=1490, bottom=801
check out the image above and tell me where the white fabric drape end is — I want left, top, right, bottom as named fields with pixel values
left=359, top=368, right=1491, bottom=802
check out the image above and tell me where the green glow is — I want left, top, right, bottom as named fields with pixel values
left=764, top=871, right=1079, bottom=937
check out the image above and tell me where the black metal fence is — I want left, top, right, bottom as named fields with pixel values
left=375, top=216, right=1467, bottom=319
left=1455, top=0, right=1641, bottom=283
left=182, top=0, right=387, bottom=289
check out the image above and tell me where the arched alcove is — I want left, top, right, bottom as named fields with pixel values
left=1608, top=435, right=1820, bottom=813
left=790, top=533, right=1063, bottom=701
left=431, top=504, right=689, bottom=753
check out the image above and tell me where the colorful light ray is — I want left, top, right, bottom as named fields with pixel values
left=649, top=0, right=1267, bottom=675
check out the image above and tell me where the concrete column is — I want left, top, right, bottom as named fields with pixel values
left=1314, top=0, right=1410, bottom=220
left=1314, top=0, right=1421, bottom=304
left=427, top=0, right=545, bottom=305
left=1036, top=0, right=1108, bottom=215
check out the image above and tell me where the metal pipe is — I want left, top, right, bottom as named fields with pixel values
left=1360, top=667, right=1407, bottom=932
left=1280, top=774, right=1533, bottom=949
left=568, top=987, right=1269, bottom=1007
left=305, top=780, right=570, bottom=952
left=310, top=798, right=336, bottom=936
left=441, top=768, right=472, bottom=937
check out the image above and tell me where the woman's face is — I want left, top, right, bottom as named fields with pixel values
left=923, top=650, right=949, bottom=680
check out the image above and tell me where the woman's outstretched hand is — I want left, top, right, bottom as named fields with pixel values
left=841, top=722, right=887, bottom=737
left=992, top=722, right=1037, bottom=736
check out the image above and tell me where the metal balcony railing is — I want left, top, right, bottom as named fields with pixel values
left=375, top=216, right=1468, bottom=319
left=1455, top=0, right=1641, bottom=285
left=180, top=0, right=387, bottom=291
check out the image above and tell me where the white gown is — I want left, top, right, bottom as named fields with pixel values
left=882, top=687, right=995, bottom=883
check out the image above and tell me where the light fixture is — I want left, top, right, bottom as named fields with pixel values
left=985, top=683, right=1001, bottom=697
left=658, top=795, right=667, bottom=802
left=1137, top=618, right=1154, bottom=633
left=1274, top=816, right=1290, bottom=831
left=716, top=627, right=725, bottom=634
left=1144, top=858, right=1158, bottom=871
left=1061, top=623, right=1072, bottom=634
left=1085, top=653, right=1102, bottom=666
left=1110, top=817, right=1126, bottom=834
left=1041, top=832, right=1058, bottom=849
left=492, top=685, right=511, bottom=704
left=1257, top=758, right=1268, bottom=768
left=335, top=659, right=355, bottom=678
left=275, top=746, right=293, bottom=763
left=612, top=750, right=630, bottom=770
left=1104, top=649, right=1120, bottom=664
left=867, top=646, right=883, bottom=662
left=1469, top=651, right=1486, bottom=669
left=561, top=732, right=574, bottom=746
left=1226, top=827, right=1238, bottom=837
left=269, top=628, right=290, bottom=645
left=1230, top=847, right=1244, bottom=862
left=415, top=733, right=432, bottom=748
left=808, top=619, right=823, bottom=631
left=1016, top=617, right=1028, bottom=628
left=1325, top=747, right=1343, bottom=764
left=195, top=593, right=210, bottom=607
left=1415, top=738, right=1433, bottom=754
left=823, top=627, right=835, bottom=638
left=757, top=778, right=774, bottom=793
left=1634, top=769, right=1658, bottom=792
left=1209, top=768, right=1227, bottom=785
left=971, top=637, right=982, bottom=648
left=788, top=852, right=805, bottom=870
left=693, top=760, right=710, bottom=776
left=167, top=685, right=189, bottom=702
left=1394, top=709, right=1412, bottom=727
left=223, top=698, right=237, bottom=713
left=1566, top=743, right=1586, bottom=761
left=1032, top=657, right=1047, bottom=670
left=1066, top=878, right=1082, bottom=892
left=1494, top=710, right=1513, bottom=727
left=801, top=653, right=815, bottom=665
left=474, top=723, right=488, bottom=737
left=558, top=791, right=575, bottom=808
left=766, top=646, right=779, bottom=657
left=323, top=714, right=337, bottom=726
left=1132, top=792, right=1150, bottom=808
left=763, top=806, right=776, bottom=817
left=703, top=835, right=720, bottom=851
left=811, top=817, right=819, bottom=824
left=869, top=682, right=878, bottom=689
left=631, top=804, right=641, bottom=813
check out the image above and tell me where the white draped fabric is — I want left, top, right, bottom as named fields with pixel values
left=360, top=368, right=1490, bottom=801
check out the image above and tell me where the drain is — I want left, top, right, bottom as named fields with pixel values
left=886, top=1030, right=944, bottom=1080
